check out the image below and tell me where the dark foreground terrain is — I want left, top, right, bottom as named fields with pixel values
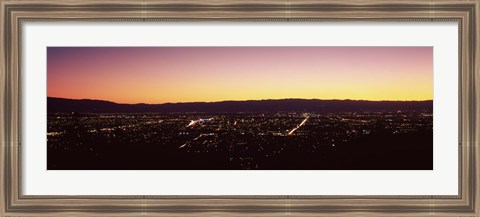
left=48, top=110, right=433, bottom=170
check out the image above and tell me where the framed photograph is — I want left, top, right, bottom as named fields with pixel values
left=1, top=0, right=478, bottom=216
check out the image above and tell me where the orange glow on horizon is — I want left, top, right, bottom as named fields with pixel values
left=47, top=47, right=433, bottom=104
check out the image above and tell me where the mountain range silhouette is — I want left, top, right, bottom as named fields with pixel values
left=48, top=97, right=433, bottom=113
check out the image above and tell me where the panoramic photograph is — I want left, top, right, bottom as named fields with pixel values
left=47, top=47, right=433, bottom=170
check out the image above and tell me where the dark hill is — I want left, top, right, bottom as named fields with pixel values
left=47, top=97, right=433, bottom=113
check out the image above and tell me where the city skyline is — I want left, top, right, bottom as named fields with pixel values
left=47, top=47, right=433, bottom=104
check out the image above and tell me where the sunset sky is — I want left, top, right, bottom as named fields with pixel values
left=47, top=47, right=433, bottom=104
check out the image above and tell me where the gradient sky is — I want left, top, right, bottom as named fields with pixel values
left=47, top=47, right=433, bottom=104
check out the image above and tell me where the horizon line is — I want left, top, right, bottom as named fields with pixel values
left=47, top=96, right=434, bottom=105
